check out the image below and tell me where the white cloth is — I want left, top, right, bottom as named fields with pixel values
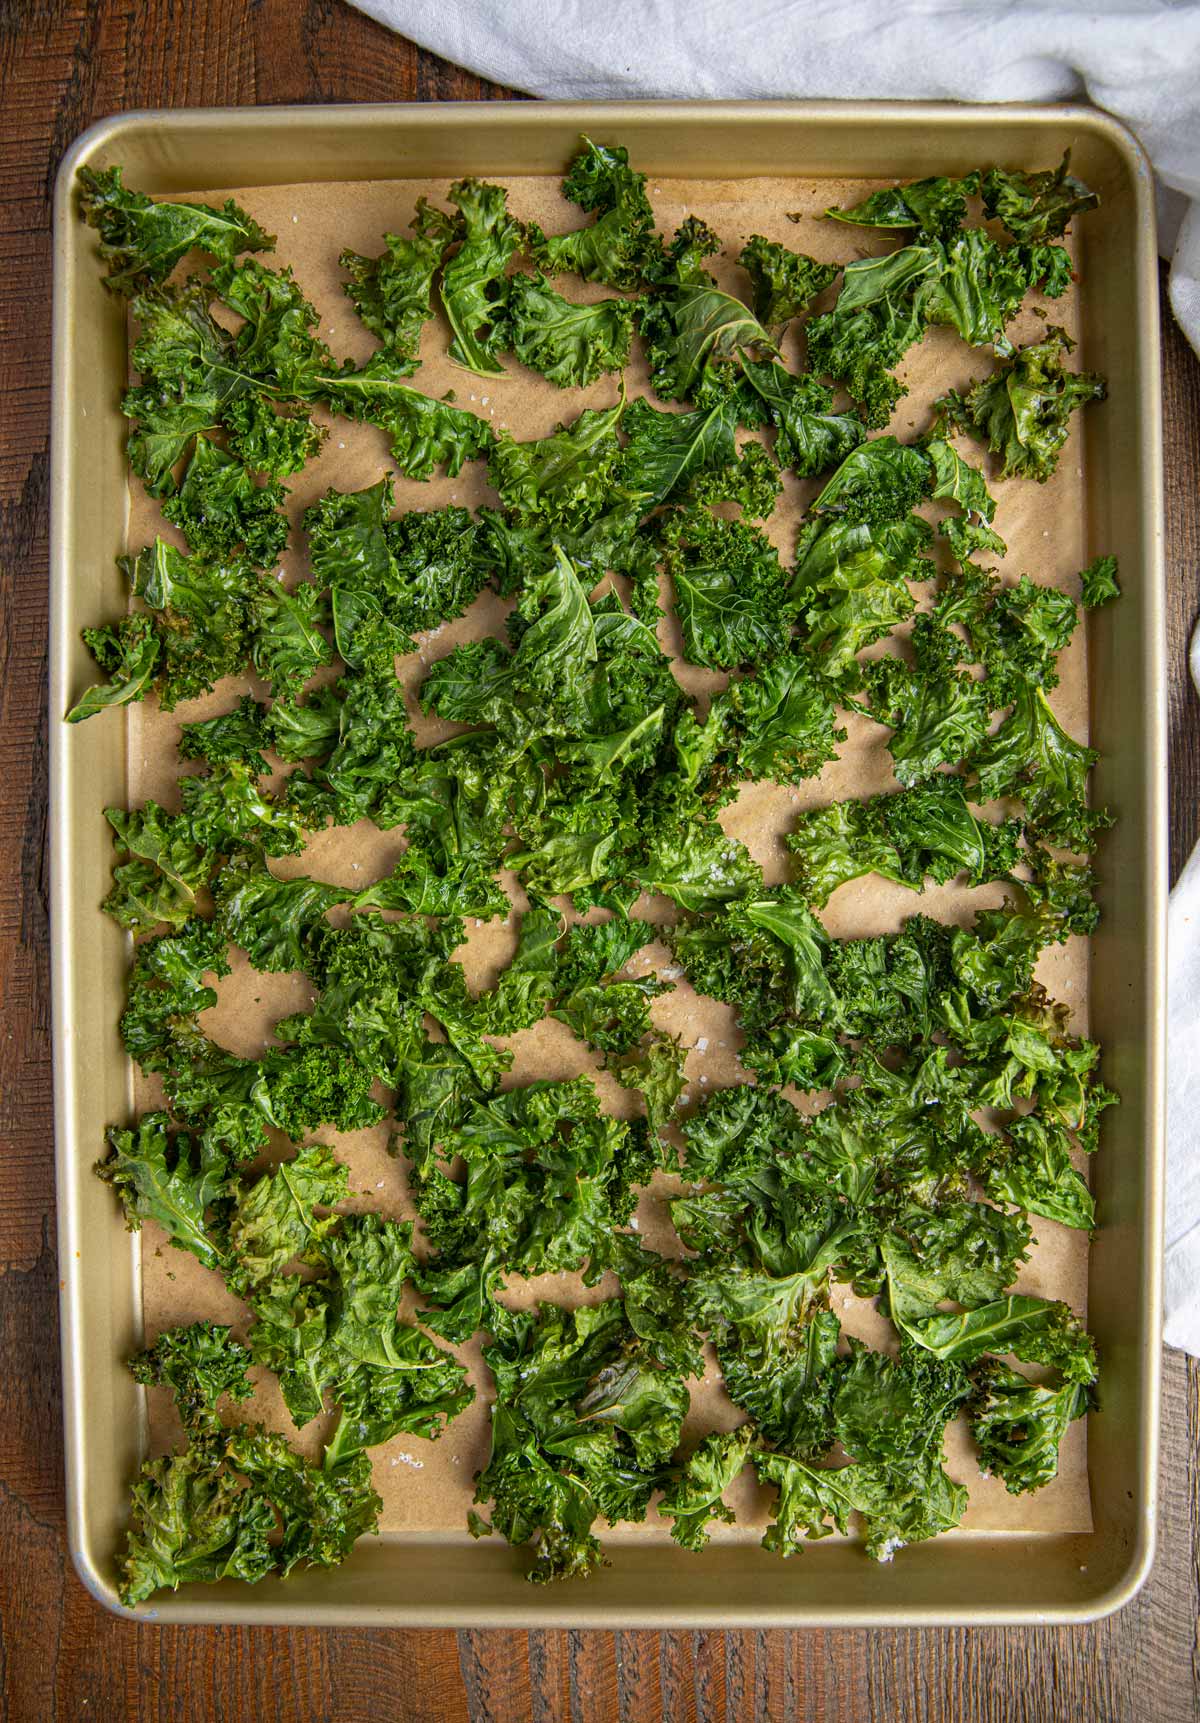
left=1164, top=626, right=1200, bottom=1351
left=351, top=0, right=1200, bottom=1347
left=349, top=0, right=1200, bottom=351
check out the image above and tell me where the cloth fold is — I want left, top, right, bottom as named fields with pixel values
left=350, top=0, right=1200, bottom=1348
left=1163, top=624, right=1200, bottom=1352
left=350, top=0, right=1200, bottom=351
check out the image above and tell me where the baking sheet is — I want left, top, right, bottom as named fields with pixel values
left=123, top=170, right=1092, bottom=1543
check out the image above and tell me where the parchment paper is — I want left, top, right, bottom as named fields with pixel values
left=126, top=169, right=1092, bottom=1543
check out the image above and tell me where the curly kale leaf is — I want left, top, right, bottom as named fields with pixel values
left=282, top=661, right=416, bottom=830
left=527, top=136, right=659, bottom=289
left=473, top=1298, right=688, bottom=1582
left=489, top=398, right=625, bottom=526
left=339, top=198, right=458, bottom=358
left=825, top=172, right=981, bottom=241
left=118, top=539, right=259, bottom=706
left=118, top=1406, right=382, bottom=1605
left=117, top=1442, right=278, bottom=1606
left=311, top=352, right=495, bottom=479
left=178, top=761, right=304, bottom=858
left=119, top=916, right=229, bottom=1076
left=661, top=508, right=793, bottom=669
left=212, top=852, right=350, bottom=974
left=79, top=165, right=273, bottom=294
left=805, top=245, right=938, bottom=425
left=96, top=1113, right=232, bottom=1273
left=474, top=902, right=563, bottom=1035
left=895, top=1293, right=1097, bottom=1384
left=983, top=1113, right=1095, bottom=1231
left=551, top=930, right=668, bottom=1047
left=613, top=1036, right=688, bottom=1134
left=224, top=1427, right=380, bottom=1576
left=1081, top=554, right=1120, bottom=609
left=660, top=1426, right=756, bottom=1551
left=79, top=534, right=328, bottom=717
left=755, top=1344, right=971, bottom=1561
left=102, top=802, right=216, bottom=933
left=249, top=576, right=333, bottom=696
left=438, top=177, right=523, bottom=376
left=810, top=434, right=935, bottom=524
left=862, top=633, right=992, bottom=789
left=305, top=478, right=490, bottom=660
left=878, top=1206, right=1033, bottom=1326
left=247, top=1213, right=472, bottom=1459
left=67, top=613, right=161, bottom=723
left=130, top=1322, right=253, bottom=1430
left=969, top=1359, right=1090, bottom=1493
left=686, top=652, right=844, bottom=793
left=790, top=453, right=934, bottom=686
left=412, top=1081, right=646, bottom=1324
left=807, top=235, right=1072, bottom=427
left=161, top=1019, right=383, bottom=1150
left=787, top=779, right=1022, bottom=907
left=618, top=393, right=739, bottom=508
left=972, top=680, right=1107, bottom=850
left=935, top=327, right=1106, bottom=482
left=982, top=153, right=1098, bottom=242
left=635, top=798, right=763, bottom=914
left=739, top=236, right=838, bottom=326
left=179, top=698, right=272, bottom=774
left=160, top=436, right=289, bottom=566
left=642, top=271, right=779, bottom=408
left=225, top=1142, right=349, bottom=1286
left=507, top=272, right=636, bottom=387
left=738, top=362, right=865, bottom=479
left=124, top=273, right=325, bottom=495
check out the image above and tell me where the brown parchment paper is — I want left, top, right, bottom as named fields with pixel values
left=127, top=170, right=1093, bottom=1544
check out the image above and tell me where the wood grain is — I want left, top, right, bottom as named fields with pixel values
left=0, top=4, right=1197, bottom=1717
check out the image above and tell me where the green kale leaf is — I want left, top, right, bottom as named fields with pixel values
left=340, top=198, right=458, bottom=358
left=507, top=273, right=636, bottom=387
left=527, top=137, right=659, bottom=289
left=79, top=166, right=273, bottom=294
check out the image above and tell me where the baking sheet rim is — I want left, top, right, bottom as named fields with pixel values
left=48, top=97, right=1166, bottom=1628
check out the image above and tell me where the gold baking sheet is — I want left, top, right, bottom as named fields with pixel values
left=50, top=102, right=1164, bottom=1627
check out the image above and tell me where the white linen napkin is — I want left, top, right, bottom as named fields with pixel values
left=1164, top=626, right=1200, bottom=1351
left=349, top=0, right=1200, bottom=1349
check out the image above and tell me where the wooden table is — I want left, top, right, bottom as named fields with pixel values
left=2, top=5, right=1197, bottom=1717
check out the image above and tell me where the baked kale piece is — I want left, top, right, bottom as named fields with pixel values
left=527, top=136, right=659, bottom=288
left=507, top=273, right=636, bottom=387
left=471, top=1293, right=693, bottom=1582
left=79, top=166, right=274, bottom=294
left=438, top=177, right=523, bottom=376
left=339, top=199, right=458, bottom=359
left=934, top=327, right=1107, bottom=482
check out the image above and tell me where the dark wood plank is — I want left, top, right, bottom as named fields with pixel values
left=0, top=4, right=1197, bottom=1718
